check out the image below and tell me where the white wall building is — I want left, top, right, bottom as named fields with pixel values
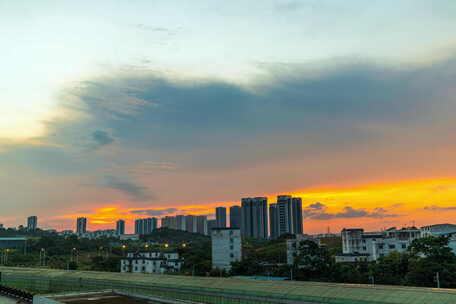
left=121, top=251, right=183, bottom=274
left=79, top=229, right=118, bottom=239
left=211, top=228, right=242, bottom=271
left=420, top=224, right=456, bottom=254
left=420, top=223, right=456, bottom=237
left=338, top=227, right=421, bottom=262
left=286, top=234, right=319, bottom=265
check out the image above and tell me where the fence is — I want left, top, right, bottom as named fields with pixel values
left=0, top=272, right=392, bottom=304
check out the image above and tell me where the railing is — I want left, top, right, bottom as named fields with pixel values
left=0, top=273, right=391, bottom=304
left=0, top=285, right=33, bottom=302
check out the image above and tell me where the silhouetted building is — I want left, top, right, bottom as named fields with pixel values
left=134, top=218, right=157, bottom=235
left=185, top=215, right=197, bottom=233
left=241, top=197, right=268, bottom=239
left=271, top=195, right=303, bottom=238
left=176, top=215, right=186, bottom=231
left=116, top=220, right=125, bottom=235
left=27, top=216, right=38, bottom=231
left=207, top=219, right=217, bottom=233
left=230, top=206, right=241, bottom=229
left=269, top=203, right=279, bottom=239
left=216, top=207, right=227, bottom=228
left=161, top=216, right=177, bottom=229
left=196, top=215, right=208, bottom=235
left=76, top=217, right=87, bottom=235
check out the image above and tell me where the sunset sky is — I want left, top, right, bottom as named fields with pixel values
left=1, top=1, right=456, bottom=234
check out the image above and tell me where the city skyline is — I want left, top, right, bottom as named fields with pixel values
left=2, top=1, right=456, bottom=234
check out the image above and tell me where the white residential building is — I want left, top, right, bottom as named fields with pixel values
left=286, top=234, right=319, bottom=265
left=211, top=228, right=242, bottom=271
left=79, top=229, right=118, bottom=239
left=420, top=224, right=456, bottom=254
left=420, top=223, right=456, bottom=237
left=120, top=251, right=183, bottom=274
left=338, top=227, right=421, bottom=262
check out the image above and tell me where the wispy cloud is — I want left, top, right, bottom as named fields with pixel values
left=91, top=176, right=154, bottom=202
left=304, top=203, right=400, bottom=220
left=130, top=208, right=178, bottom=216
left=90, top=130, right=115, bottom=150
left=424, top=205, right=456, bottom=211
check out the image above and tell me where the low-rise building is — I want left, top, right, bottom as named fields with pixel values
left=0, top=237, right=27, bottom=249
left=79, top=229, right=118, bottom=239
left=120, top=234, right=140, bottom=241
left=420, top=223, right=456, bottom=237
left=211, top=228, right=242, bottom=271
left=121, top=251, right=183, bottom=274
left=337, top=227, right=421, bottom=262
left=286, top=234, right=319, bottom=265
left=335, top=253, right=370, bottom=263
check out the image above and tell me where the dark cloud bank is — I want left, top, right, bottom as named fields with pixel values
left=2, top=56, right=456, bottom=205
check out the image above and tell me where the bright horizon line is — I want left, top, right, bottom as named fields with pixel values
left=4, top=176, right=456, bottom=234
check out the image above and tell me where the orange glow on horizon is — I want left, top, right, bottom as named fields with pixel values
left=46, top=177, right=456, bottom=234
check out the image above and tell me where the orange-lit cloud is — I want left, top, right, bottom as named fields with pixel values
left=43, top=177, right=456, bottom=234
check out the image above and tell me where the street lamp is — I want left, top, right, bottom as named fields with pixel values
left=3, top=249, right=10, bottom=265
left=72, top=248, right=79, bottom=264
left=164, top=243, right=169, bottom=248
left=39, top=248, right=46, bottom=267
left=182, top=243, right=187, bottom=248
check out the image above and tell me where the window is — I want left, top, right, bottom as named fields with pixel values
left=362, top=246, right=367, bottom=250
left=230, top=253, right=234, bottom=258
left=389, top=244, right=396, bottom=249
left=230, top=245, right=233, bottom=250
left=401, top=244, right=406, bottom=249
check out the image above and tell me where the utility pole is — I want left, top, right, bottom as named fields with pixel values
left=436, top=272, right=440, bottom=288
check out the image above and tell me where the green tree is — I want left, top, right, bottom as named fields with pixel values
left=369, top=251, right=409, bottom=285
left=405, top=236, right=456, bottom=288
left=293, top=240, right=333, bottom=281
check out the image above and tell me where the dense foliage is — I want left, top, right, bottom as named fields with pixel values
left=1, top=227, right=456, bottom=288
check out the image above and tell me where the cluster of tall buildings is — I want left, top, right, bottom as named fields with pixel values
left=160, top=215, right=209, bottom=235
left=23, top=194, right=303, bottom=240
left=159, top=195, right=303, bottom=239
left=134, top=218, right=157, bottom=235
left=240, top=195, right=303, bottom=239
left=269, top=195, right=304, bottom=239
